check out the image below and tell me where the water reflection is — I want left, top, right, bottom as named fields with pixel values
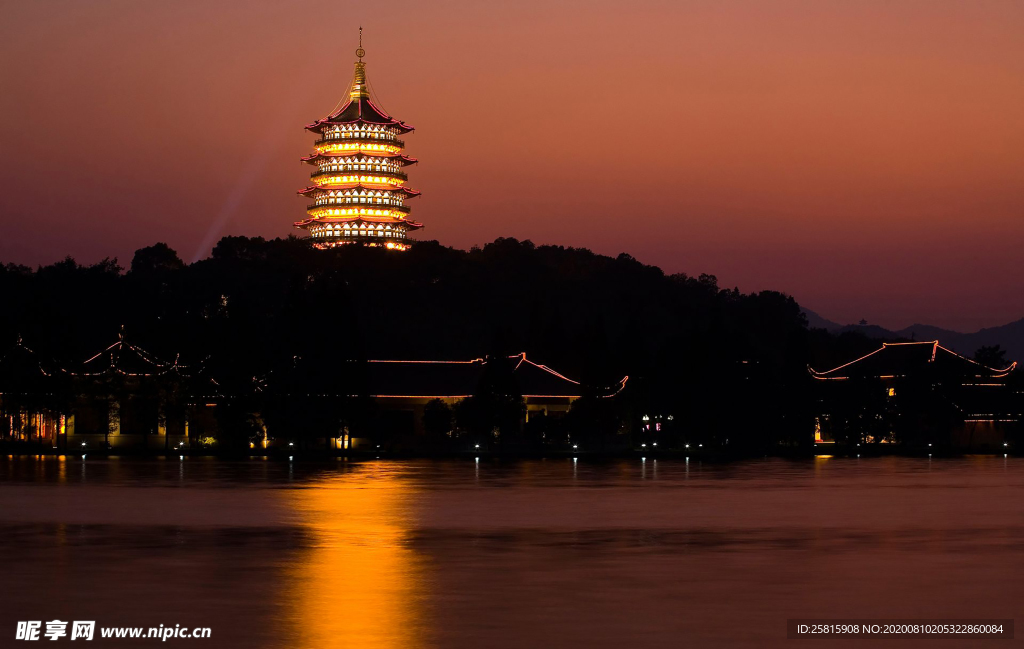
left=3, top=456, right=1024, bottom=648
left=283, top=463, right=427, bottom=649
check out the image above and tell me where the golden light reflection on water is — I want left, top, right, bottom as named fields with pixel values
left=282, top=462, right=427, bottom=649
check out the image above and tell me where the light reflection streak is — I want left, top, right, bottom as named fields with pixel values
left=283, top=463, right=427, bottom=649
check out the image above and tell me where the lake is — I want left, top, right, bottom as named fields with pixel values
left=1, top=455, right=1021, bottom=647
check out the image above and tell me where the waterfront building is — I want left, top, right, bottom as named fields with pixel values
left=360, top=353, right=614, bottom=437
left=68, top=330, right=217, bottom=451
left=2, top=331, right=613, bottom=452
left=0, top=337, right=67, bottom=447
left=809, top=341, right=1020, bottom=448
left=294, top=30, right=422, bottom=249
left=0, top=331, right=221, bottom=451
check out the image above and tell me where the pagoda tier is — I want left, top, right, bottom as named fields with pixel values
left=294, top=33, right=422, bottom=251
left=304, top=93, right=414, bottom=133
left=301, top=151, right=417, bottom=167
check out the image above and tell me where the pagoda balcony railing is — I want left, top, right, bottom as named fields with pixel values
left=311, top=169, right=407, bottom=181
left=307, top=203, right=412, bottom=213
left=314, top=135, right=405, bottom=148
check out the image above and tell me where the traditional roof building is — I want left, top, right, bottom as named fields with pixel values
left=364, top=354, right=601, bottom=401
left=0, top=336, right=64, bottom=397
left=2, top=329, right=625, bottom=452
left=809, top=341, right=1016, bottom=383
left=809, top=341, right=1020, bottom=448
left=294, top=29, right=422, bottom=250
left=0, top=337, right=69, bottom=446
left=358, top=353, right=626, bottom=439
left=77, top=329, right=192, bottom=378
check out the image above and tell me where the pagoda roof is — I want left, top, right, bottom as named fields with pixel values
left=293, top=216, right=423, bottom=229
left=307, top=113, right=414, bottom=134
left=301, top=152, right=417, bottom=165
left=75, top=329, right=192, bottom=378
left=305, top=88, right=413, bottom=133
left=0, top=337, right=64, bottom=394
left=305, top=96, right=413, bottom=134
left=297, top=184, right=420, bottom=198
left=809, top=341, right=1017, bottom=381
left=305, top=44, right=415, bottom=134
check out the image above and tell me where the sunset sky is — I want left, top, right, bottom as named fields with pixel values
left=1, top=0, right=1021, bottom=331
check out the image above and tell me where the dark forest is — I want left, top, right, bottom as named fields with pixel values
left=0, top=237, right=955, bottom=453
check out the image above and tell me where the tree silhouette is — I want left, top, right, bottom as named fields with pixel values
left=975, top=345, right=1008, bottom=368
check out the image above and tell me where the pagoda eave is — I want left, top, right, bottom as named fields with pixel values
left=294, top=216, right=423, bottom=228
left=305, top=117, right=414, bottom=134
left=296, top=184, right=421, bottom=198
left=300, top=152, right=417, bottom=165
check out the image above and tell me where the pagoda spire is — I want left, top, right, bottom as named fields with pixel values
left=350, top=27, right=369, bottom=101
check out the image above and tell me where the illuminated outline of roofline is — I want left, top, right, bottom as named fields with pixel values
left=297, top=184, right=421, bottom=196
left=809, top=340, right=1017, bottom=378
left=0, top=337, right=67, bottom=378
left=302, top=152, right=417, bottom=164
left=364, top=353, right=627, bottom=396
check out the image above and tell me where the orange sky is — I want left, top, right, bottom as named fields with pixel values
left=1, top=0, right=1022, bottom=331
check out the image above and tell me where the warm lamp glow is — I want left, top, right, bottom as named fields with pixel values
left=294, top=33, right=422, bottom=251
left=314, top=141, right=402, bottom=155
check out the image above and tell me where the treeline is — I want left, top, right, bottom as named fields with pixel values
left=0, top=236, right=878, bottom=452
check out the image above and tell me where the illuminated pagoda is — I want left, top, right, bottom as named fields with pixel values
left=294, top=29, right=422, bottom=250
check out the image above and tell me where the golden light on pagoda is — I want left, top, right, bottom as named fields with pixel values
left=294, top=28, right=422, bottom=251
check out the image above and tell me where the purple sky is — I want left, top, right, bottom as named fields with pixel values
left=1, top=0, right=1022, bottom=331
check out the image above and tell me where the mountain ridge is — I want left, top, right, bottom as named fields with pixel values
left=801, top=308, right=1024, bottom=364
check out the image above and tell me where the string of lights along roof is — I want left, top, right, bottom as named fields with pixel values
left=295, top=29, right=422, bottom=250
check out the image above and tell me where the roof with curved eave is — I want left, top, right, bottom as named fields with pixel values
left=77, top=333, right=191, bottom=378
left=0, top=338, right=62, bottom=393
left=306, top=95, right=413, bottom=133
left=809, top=341, right=1017, bottom=380
left=293, top=216, right=423, bottom=229
left=301, top=152, right=417, bottom=165
left=297, top=185, right=420, bottom=198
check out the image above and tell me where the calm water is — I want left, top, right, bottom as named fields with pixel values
left=1, top=455, right=1022, bottom=647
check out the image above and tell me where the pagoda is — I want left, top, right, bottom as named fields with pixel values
left=294, top=30, right=422, bottom=250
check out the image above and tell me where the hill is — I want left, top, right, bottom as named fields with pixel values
left=801, top=309, right=1024, bottom=363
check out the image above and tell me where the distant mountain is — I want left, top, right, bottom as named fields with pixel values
left=800, top=308, right=1024, bottom=364
left=801, top=309, right=843, bottom=332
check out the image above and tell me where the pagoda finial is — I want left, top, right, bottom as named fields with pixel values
left=351, top=27, right=369, bottom=100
